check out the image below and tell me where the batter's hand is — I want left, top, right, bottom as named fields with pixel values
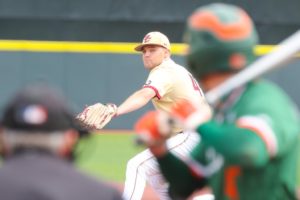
left=171, top=99, right=212, bottom=130
left=76, top=103, right=117, bottom=130
left=134, top=111, right=174, bottom=147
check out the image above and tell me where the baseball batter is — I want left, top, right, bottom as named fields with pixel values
left=133, top=3, right=300, bottom=200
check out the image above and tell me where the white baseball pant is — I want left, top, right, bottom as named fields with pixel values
left=122, top=131, right=200, bottom=200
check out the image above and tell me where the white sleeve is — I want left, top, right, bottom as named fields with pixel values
left=143, top=70, right=172, bottom=99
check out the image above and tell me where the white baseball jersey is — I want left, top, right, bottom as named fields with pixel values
left=123, top=58, right=209, bottom=200
left=143, top=58, right=208, bottom=132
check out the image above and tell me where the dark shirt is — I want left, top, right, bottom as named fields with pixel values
left=0, top=150, right=123, bottom=200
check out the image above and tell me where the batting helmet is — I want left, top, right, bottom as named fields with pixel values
left=184, top=3, right=258, bottom=79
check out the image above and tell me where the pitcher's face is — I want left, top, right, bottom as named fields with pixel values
left=142, top=45, right=170, bottom=70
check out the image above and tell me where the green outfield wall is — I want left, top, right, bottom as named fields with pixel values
left=0, top=0, right=299, bottom=129
left=0, top=40, right=299, bottom=129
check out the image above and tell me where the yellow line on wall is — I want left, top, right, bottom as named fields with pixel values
left=0, top=39, right=280, bottom=56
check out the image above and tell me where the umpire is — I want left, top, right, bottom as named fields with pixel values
left=0, top=84, right=122, bottom=200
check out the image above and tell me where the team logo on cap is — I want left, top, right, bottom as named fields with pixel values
left=21, top=105, right=48, bottom=125
left=143, top=34, right=152, bottom=43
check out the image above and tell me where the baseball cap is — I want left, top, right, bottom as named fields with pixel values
left=135, top=31, right=171, bottom=51
left=1, top=84, right=78, bottom=133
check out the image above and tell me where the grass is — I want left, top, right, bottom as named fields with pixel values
left=74, top=131, right=300, bottom=189
left=74, top=132, right=145, bottom=182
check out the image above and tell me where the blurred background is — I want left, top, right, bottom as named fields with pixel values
left=0, top=1, right=299, bottom=193
left=0, top=0, right=299, bottom=130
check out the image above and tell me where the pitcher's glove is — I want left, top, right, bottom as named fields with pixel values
left=76, top=103, right=117, bottom=130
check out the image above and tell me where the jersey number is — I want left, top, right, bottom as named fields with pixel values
left=189, top=74, right=204, bottom=96
left=224, top=166, right=241, bottom=200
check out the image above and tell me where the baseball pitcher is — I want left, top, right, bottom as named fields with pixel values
left=77, top=31, right=210, bottom=200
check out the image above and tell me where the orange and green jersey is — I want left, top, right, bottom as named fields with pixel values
left=157, top=80, right=300, bottom=200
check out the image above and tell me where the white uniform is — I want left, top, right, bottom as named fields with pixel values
left=123, top=59, right=209, bottom=200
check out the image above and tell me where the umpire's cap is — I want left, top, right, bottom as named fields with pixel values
left=1, top=84, right=81, bottom=133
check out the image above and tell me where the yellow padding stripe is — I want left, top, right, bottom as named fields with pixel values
left=0, top=40, right=287, bottom=56
left=0, top=40, right=139, bottom=54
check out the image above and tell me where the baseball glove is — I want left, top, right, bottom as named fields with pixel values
left=76, top=103, right=117, bottom=130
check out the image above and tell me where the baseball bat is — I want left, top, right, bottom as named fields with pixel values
left=205, top=29, right=300, bottom=105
